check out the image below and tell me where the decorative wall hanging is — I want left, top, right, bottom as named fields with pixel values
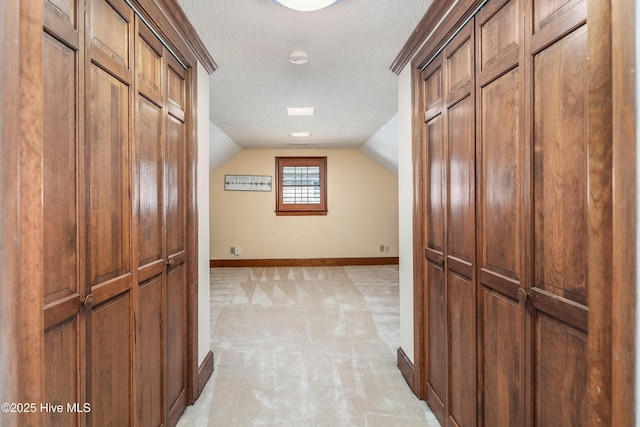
left=224, top=175, right=272, bottom=192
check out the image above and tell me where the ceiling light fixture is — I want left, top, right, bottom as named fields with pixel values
left=290, top=132, right=311, bottom=137
left=272, top=0, right=340, bottom=12
left=287, top=107, right=315, bottom=116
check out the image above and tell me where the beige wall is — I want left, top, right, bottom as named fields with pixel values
left=210, top=148, right=398, bottom=260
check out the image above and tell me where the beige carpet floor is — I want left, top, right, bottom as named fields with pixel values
left=177, top=266, right=439, bottom=427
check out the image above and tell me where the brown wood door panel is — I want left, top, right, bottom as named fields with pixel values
left=480, top=288, right=522, bottom=427
left=165, top=110, right=187, bottom=423
left=532, top=24, right=588, bottom=307
left=444, top=27, right=473, bottom=107
left=446, top=95, right=474, bottom=265
left=476, top=5, right=524, bottom=425
left=476, top=0, right=520, bottom=76
left=528, top=2, right=589, bottom=423
left=478, top=67, right=521, bottom=282
left=532, top=0, right=584, bottom=36
left=448, top=272, right=476, bottom=427
left=423, top=57, right=446, bottom=422
left=45, top=319, right=81, bottom=427
left=166, top=263, right=187, bottom=424
left=444, top=23, right=476, bottom=426
left=165, top=53, right=189, bottom=426
left=86, top=0, right=135, bottom=423
left=424, top=61, right=443, bottom=116
left=87, top=63, right=132, bottom=287
left=135, top=19, right=166, bottom=427
left=89, top=0, right=132, bottom=70
left=426, top=261, right=446, bottom=424
left=137, top=94, right=165, bottom=268
left=42, top=2, right=85, bottom=426
left=45, top=0, right=78, bottom=28
left=425, top=114, right=445, bottom=256
left=167, top=62, right=187, bottom=118
left=43, top=32, right=81, bottom=308
left=166, top=114, right=187, bottom=258
left=533, top=312, right=588, bottom=426
left=90, top=294, right=132, bottom=427
left=138, top=276, right=164, bottom=427
left=44, top=2, right=80, bottom=49
left=137, top=19, right=164, bottom=106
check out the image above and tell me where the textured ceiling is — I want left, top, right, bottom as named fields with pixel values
left=177, top=0, right=432, bottom=149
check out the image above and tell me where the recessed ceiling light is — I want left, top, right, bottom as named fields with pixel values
left=287, top=107, right=315, bottom=116
left=290, top=132, right=311, bottom=137
left=272, top=0, right=340, bottom=12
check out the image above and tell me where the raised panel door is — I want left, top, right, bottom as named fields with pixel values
left=85, top=0, right=134, bottom=424
left=138, top=276, right=164, bottom=426
left=480, top=288, right=521, bottom=427
left=165, top=55, right=189, bottom=427
left=135, top=17, right=166, bottom=427
left=90, top=294, right=132, bottom=426
left=475, top=0, right=524, bottom=424
left=477, top=68, right=524, bottom=427
left=426, top=261, right=446, bottom=422
left=444, top=20, right=476, bottom=427
left=166, top=263, right=187, bottom=426
left=42, top=1, right=84, bottom=425
left=529, top=0, right=589, bottom=423
left=422, top=54, right=447, bottom=423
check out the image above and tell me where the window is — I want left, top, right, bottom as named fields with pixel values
left=275, top=156, right=327, bottom=216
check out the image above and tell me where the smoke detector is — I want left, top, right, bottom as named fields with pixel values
left=289, top=49, right=309, bottom=65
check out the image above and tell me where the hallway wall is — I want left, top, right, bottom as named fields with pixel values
left=197, top=63, right=211, bottom=365
left=397, top=67, right=415, bottom=363
left=210, top=148, right=398, bottom=260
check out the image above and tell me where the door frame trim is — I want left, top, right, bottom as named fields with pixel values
left=0, top=0, right=45, bottom=424
left=610, top=0, right=636, bottom=424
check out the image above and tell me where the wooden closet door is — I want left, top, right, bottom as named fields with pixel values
left=475, top=0, right=525, bottom=425
left=422, top=53, right=447, bottom=425
left=135, top=17, right=166, bottom=427
left=528, top=0, right=589, bottom=424
left=42, top=0, right=85, bottom=425
left=165, top=54, right=189, bottom=427
left=444, top=20, right=476, bottom=427
left=422, top=20, right=477, bottom=427
left=85, top=0, right=135, bottom=424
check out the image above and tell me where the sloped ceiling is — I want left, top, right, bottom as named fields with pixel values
left=178, top=0, right=431, bottom=165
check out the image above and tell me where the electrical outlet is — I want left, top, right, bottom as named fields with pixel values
left=385, top=245, right=390, bottom=253
left=380, top=244, right=385, bottom=253
left=233, top=247, right=241, bottom=256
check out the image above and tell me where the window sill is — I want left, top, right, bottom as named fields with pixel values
left=275, top=210, right=328, bottom=216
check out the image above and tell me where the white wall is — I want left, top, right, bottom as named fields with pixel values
left=197, top=62, right=211, bottom=365
left=398, top=66, right=415, bottom=362
left=361, top=114, right=399, bottom=176
left=210, top=122, right=242, bottom=172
